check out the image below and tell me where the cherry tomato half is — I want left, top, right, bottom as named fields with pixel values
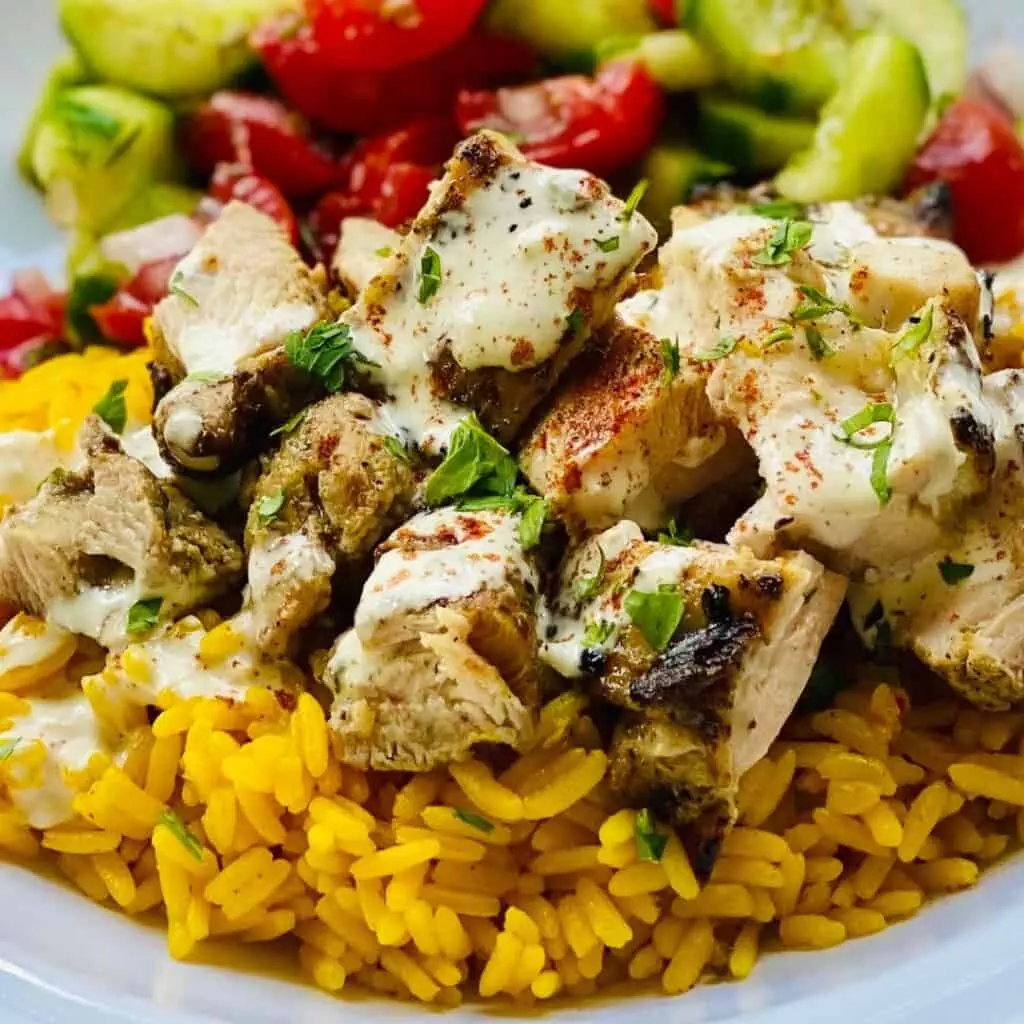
left=648, top=0, right=678, bottom=26
left=184, top=92, right=345, bottom=198
left=307, top=0, right=487, bottom=70
left=254, top=16, right=535, bottom=136
left=89, top=291, right=151, bottom=348
left=456, top=60, right=664, bottom=178
left=210, top=165, right=300, bottom=244
left=906, top=98, right=1024, bottom=264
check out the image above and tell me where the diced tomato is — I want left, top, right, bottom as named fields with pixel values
left=306, top=0, right=487, bottom=70
left=210, top=164, right=299, bottom=243
left=0, top=271, right=67, bottom=377
left=648, top=0, right=678, bottom=25
left=89, top=292, right=151, bottom=348
left=254, top=16, right=535, bottom=135
left=456, top=60, right=664, bottom=178
left=906, top=98, right=1024, bottom=264
left=183, top=92, right=345, bottom=198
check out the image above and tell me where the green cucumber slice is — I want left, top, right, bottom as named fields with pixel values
left=641, top=144, right=732, bottom=230
left=699, top=95, right=816, bottom=172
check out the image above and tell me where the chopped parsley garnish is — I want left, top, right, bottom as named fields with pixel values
left=517, top=496, right=548, bottom=551
left=582, top=620, right=615, bottom=647
left=184, top=371, right=226, bottom=384
left=805, top=326, right=834, bottom=361
left=889, top=304, right=935, bottom=365
left=870, top=441, right=893, bottom=506
left=834, top=403, right=894, bottom=450
left=417, top=245, right=442, bottom=304
left=375, top=246, right=393, bottom=258
left=594, top=235, right=621, bottom=253
left=792, top=284, right=861, bottom=326
left=284, top=321, right=378, bottom=394
left=574, top=546, right=607, bottom=602
left=271, top=409, right=308, bottom=438
left=53, top=96, right=123, bottom=140
left=566, top=307, right=586, bottom=336
left=383, top=435, right=411, bottom=464
left=625, top=584, right=684, bottom=653
left=762, top=326, right=794, bottom=349
left=694, top=335, right=738, bottom=362
left=92, top=379, right=128, bottom=435
left=256, top=488, right=286, bottom=525
left=938, top=557, right=975, bottom=586
left=634, top=808, right=668, bottom=862
left=169, top=272, right=199, bottom=308
left=453, top=808, right=495, bottom=833
left=425, top=414, right=518, bottom=507
left=621, top=179, right=649, bottom=222
left=126, top=598, right=162, bottom=636
left=660, top=337, right=681, bottom=382
left=750, top=199, right=807, bottom=221
left=658, top=519, right=694, bottom=547
left=753, top=217, right=813, bottom=267
left=0, top=738, right=19, bottom=762
left=160, top=810, right=204, bottom=861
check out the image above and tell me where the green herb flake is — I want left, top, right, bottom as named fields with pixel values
left=567, top=307, right=586, bottom=337
left=284, top=321, right=378, bottom=394
left=160, top=810, right=204, bottom=862
left=634, top=808, right=668, bottom=862
left=594, top=235, right=621, bottom=253
left=938, top=557, right=975, bottom=586
left=658, top=519, right=694, bottom=547
left=574, top=546, right=607, bottom=602
left=762, top=326, right=794, bottom=350
left=375, top=246, right=393, bottom=258
left=621, top=179, right=649, bottom=222
left=53, top=96, right=123, bottom=140
left=750, top=199, right=807, bottom=221
left=834, top=402, right=894, bottom=450
left=271, top=409, right=308, bottom=438
left=126, top=598, right=163, bottom=636
left=694, top=335, right=738, bottom=362
left=257, top=488, right=286, bottom=525
left=890, top=305, right=935, bottom=365
left=805, top=326, right=834, bottom=361
left=425, top=414, right=518, bottom=507
left=67, top=272, right=121, bottom=344
left=453, top=808, right=495, bottom=833
left=870, top=441, right=893, bottom=506
left=383, top=435, right=411, bottom=464
left=792, top=284, right=862, bottom=326
left=753, top=218, right=813, bottom=267
left=170, top=271, right=199, bottom=308
left=92, top=379, right=128, bottom=435
left=660, top=337, right=681, bottom=382
left=184, top=371, right=226, bottom=384
left=582, top=620, right=615, bottom=647
left=518, top=496, right=548, bottom=552
left=0, top=738, right=20, bottom=762
left=417, top=245, right=442, bottom=304
left=625, top=585, right=684, bottom=653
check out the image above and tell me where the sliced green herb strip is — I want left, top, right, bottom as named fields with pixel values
left=621, top=179, right=649, bottom=222
left=870, top=441, right=893, bottom=506
left=625, top=585, right=684, bottom=653
left=453, top=808, right=495, bottom=833
left=583, top=620, right=615, bottom=647
left=383, top=435, right=411, bottom=464
left=170, top=271, right=199, bottom=308
left=53, top=97, right=123, bottom=139
left=518, top=496, right=548, bottom=552
left=660, top=337, right=681, bottom=382
left=417, top=245, right=442, bottom=304
left=566, top=307, right=586, bottom=336
left=160, top=810, right=204, bottom=861
left=792, top=284, right=861, bottom=325
left=694, top=335, right=738, bottom=362
left=127, top=598, right=162, bottom=635
left=93, top=379, right=128, bottom=434
left=634, top=808, right=668, bottom=862
left=938, top=557, right=974, bottom=586
left=753, top=218, right=813, bottom=267
left=184, top=371, right=226, bottom=384
left=257, top=488, right=286, bottom=525
left=425, top=414, right=518, bottom=507
left=594, top=235, right=621, bottom=253
left=750, top=199, right=807, bottom=221
left=270, top=409, right=308, bottom=438
left=574, top=546, right=607, bottom=602
left=805, top=326, right=833, bottom=361
left=890, top=304, right=935, bottom=365
left=375, top=246, right=393, bottom=258
left=762, top=326, right=794, bottom=349
left=658, top=519, right=694, bottom=547
left=284, top=322, right=378, bottom=394
left=0, top=739, right=19, bottom=761
left=834, top=403, right=894, bottom=450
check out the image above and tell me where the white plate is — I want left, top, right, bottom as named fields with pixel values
left=2, top=4, right=1024, bottom=1023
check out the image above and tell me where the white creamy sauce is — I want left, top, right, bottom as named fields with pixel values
left=342, top=157, right=655, bottom=453
left=806, top=202, right=878, bottom=266
left=4, top=690, right=109, bottom=829
left=248, top=531, right=335, bottom=603
left=355, top=509, right=537, bottom=644
left=49, top=583, right=142, bottom=649
left=0, top=431, right=69, bottom=504
left=121, top=426, right=174, bottom=480
left=0, top=615, right=73, bottom=680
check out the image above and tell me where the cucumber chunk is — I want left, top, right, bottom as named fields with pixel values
left=699, top=95, right=815, bottom=172
left=687, top=0, right=849, bottom=113
left=18, top=53, right=91, bottom=185
left=486, top=0, right=656, bottom=68
left=641, top=144, right=732, bottom=230
left=596, top=30, right=718, bottom=91
left=775, top=33, right=930, bottom=202
left=31, top=85, right=180, bottom=233
left=59, top=0, right=296, bottom=99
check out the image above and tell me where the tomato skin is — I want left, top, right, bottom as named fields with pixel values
left=0, top=272, right=67, bottom=378
left=254, top=16, right=535, bottom=135
left=184, top=92, right=344, bottom=198
left=210, top=165, right=300, bottom=243
left=456, top=61, right=664, bottom=177
left=906, top=98, right=1024, bottom=264
left=648, top=0, right=678, bottom=25
left=307, top=0, right=488, bottom=70
left=89, top=292, right=151, bottom=348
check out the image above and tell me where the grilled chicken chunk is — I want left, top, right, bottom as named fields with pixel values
left=0, top=419, right=242, bottom=648
left=244, top=393, right=417, bottom=654
left=981, top=262, right=1024, bottom=372
left=320, top=508, right=544, bottom=771
left=541, top=521, right=845, bottom=843
left=338, top=131, right=657, bottom=454
left=150, top=202, right=328, bottom=474
left=332, top=218, right=401, bottom=298
left=849, top=370, right=1024, bottom=710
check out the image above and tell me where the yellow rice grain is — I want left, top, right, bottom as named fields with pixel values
left=660, top=833, right=699, bottom=900
left=385, top=862, right=430, bottom=912
left=912, top=857, right=979, bottom=892
left=979, top=833, right=1010, bottom=861
left=479, top=931, right=523, bottom=997
left=92, top=851, right=137, bottom=907
left=577, top=877, right=632, bottom=948
left=898, top=782, right=949, bottom=862
left=422, top=955, right=463, bottom=988
left=42, top=829, right=122, bottom=854
left=779, top=915, right=846, bottom=949
left=125, top=875, right=164, bottom=915
left=863, top=801, right=904, bottom=848
left=804, top=856, right=843, bottom=884
left=144, top=734, right=183, bottom=805
left=420, top=884, right=500, bottom=918
left=830, top=878, right=856, bottom=908
left=59, top=852, right=108, bottom=902
left=949, top=763, right=1024, bottom=805
left=811, top=710, right=887, bottom=758
left=521, top=750, right=607, bottom=821
left=741, top=750, right=797, bottom=827
left=711, top=856, right=784, bottom=889
left=559, top=895, right=600, bottom=958
left=813, top=808, right=889, bottom=856
left=663, top=919, right=714, bottom=995
left=300, top=944, right=348, bottom=992
left=578, top=943, right=604, bottom=981
left=673, top=884, right=754, bottom=919
left=772, top=851, right=805, bottom=917
left=864, top=890, right=923, bottom=918
left=597, top=838, right=637, bottom=868
left=533, top=817, right=594, bottom=853
left=729, top=921, right=761, bottom=979
left=795, top=881, right=833, bottom=915
left=598, top=809, right=636, bottom=848
left=829, top=907, right=886, bottom=937
left=420, top=806, right=512, bottom=846
left=530, top=846, right=602, bottom=876
left=405, top=900, right=442, bottom=956
left=827, top=780, right=882, bottom=816
left=721, top=827, right=789, bottom=863
left=352, top=838, right=440, bottom=880
left=608, top=861, right=668, bottom=897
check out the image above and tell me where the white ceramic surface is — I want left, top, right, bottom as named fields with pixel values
left=2, top=4, right=1024, bottom=1023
